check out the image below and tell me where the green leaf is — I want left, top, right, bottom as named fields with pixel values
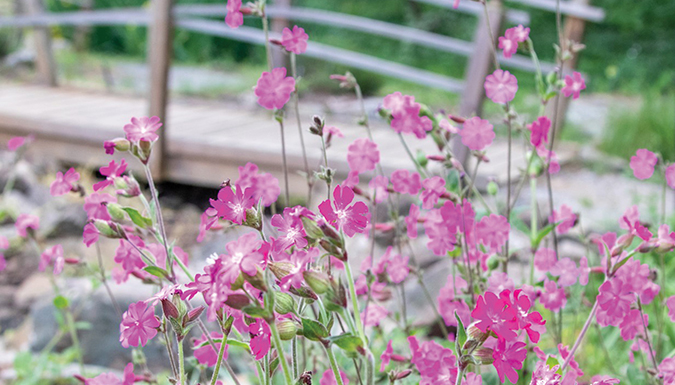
left=532, top=223, right=556, bottom=249
left=143, top=266, right=169, bottom=278
left=301, top=317, right=329, bottom=341
left=53, top=295, right=69, bottom=309
left=546, top=356, right=562, bottom=375
left=122, top=207, right=153, bottom=228
left=454, top=310, right=467, bottom=354
left=242, top=305, right=270, bottom=319
left=329, top=333, right=363, bottom=353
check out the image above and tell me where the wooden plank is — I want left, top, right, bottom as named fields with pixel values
left=0, top=7, right=149, bottom=27
left=506, top=0, right=604, bottom=21
left=147, top=0, right=173, bottom=180
left=176, top=19, right=466, bottom=93
left=21, top=0, right=56, bottom=86
left=453, top=0, right=504, bottom=165
left=410, top=0, right=529, bottom=24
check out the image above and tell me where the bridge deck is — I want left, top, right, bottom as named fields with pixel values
left=0, top=83, right=547, bottom=194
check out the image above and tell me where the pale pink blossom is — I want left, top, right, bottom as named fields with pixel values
left=194, top=332, right=226, bottom=366
left=540, top=280, right=566, bottom=312
left=225, top=0, right=243, bottom=28
left=369, top=176, right=389, bottom=203
left=529, top=116, right=550, bottom=148
left=619, top=309, right=648, bottom=341
left=15, top=213, right=39, bottom=238
left=534, top=248, right=557, bottom=272
left=248, top=319, right=271, bottom=360
left=39, top=244, right=64, bottom=275
left=119, top=301, right=160, bottom=348
left=549, top=258, right=579, bottom=287
left=362, top=304, right=388, bottom=327
left=484, top=69, right=518, bottom=104
left=561, top=72, right=586, bottom=99
left=549, top=204, right=576, bottom=234
left=597, top=278, right=633, bottom=327
left=391, top=170, right=422, bottom=195
left=281, top=25, right=308, bottom=54
left=347, top=138, right=380, bottom=174
left=487, top=271, right=514, bottom=294
left=405, top=204, right=420, bottom=239
left=50, top=168, right=80, bottom=196
left=254, top=67, right=296, bottom=110
left=235, top=162, right=280, bottom=207
left=94, top=159, right=127, bottom=191
left=124, top=116, right=161, bottom=142
left=419, top=176, right=446, bottom=209
left=460, top=117, right=495, bottom=151
left=630, top=149, right=658, bottom=180
left=84, top=192, right=117, bottom=221
left=320, top=369, right=349, bottom=385
left=8, top=136, right=32, bottom=151
left=476, top=214, right=510, bottom=253
left=319, top=185, right=370, bottom=237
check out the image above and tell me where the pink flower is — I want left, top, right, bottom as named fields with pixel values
left=558, top=344, right=583, bottom=377
left=476, top=214, right=509, bottom=253
left=319, top=185, right=370, bottom=237
left=383, top=91, right=412, bottom=114
left=549, top=204, right=576, bottom=234
left=460, top=117, right=495, bottom=151
left=210, top=186, right=255, bottom=225
left=531, top=359, right=561, bottom=385
left=15, top=213, right=39, bottom=238
left=534, top=248, right=557, bottom=272
left=225, top=0, right=243, bottom=28
left=386, top=94, right=433, bottom=138
left=529, top=116, right=551, bottom=148
left=420, top=176, right=446, bottom=209
left=471, top=291, right=518, bottom=341
left=83, top=223, right=99, bottom=247
left=254, top=67, right=295, bottom=110
left=369, top=176, right=389, bottom=204
left=380, top=340, right=393, bottom=372
left=124, top=116, right=161, bottom=142
left=619, top=309, right=648, bottom=341
left=391, top=170, right=422, bottom=195
left=509, top=289, right=546, bottom=343
left=591, top=377, right=620, bottom=385
left=249, top=319, right=271, bottom=360
left=197, top=208, right=219, bottom=243
left=549, top=258, right=579, bottom=287
left=408, top=336, right=458, bottom=384
left=281, top=25, right=308, bottom=54
left=94, top=159, right=127, bottom=191
left=578, top=256, right=590, bottom=286
left=667, top=296, right=675, bottom=322
left=236, top=163, right=280, bottom=207
left=50, top=168, right=80, bottom=196
left=325, top=125, right=344, bottom=138
left=362, top=304, right=389, bottom=327
left=193, top=332, right=226, bottom=366
left=561, top=72, right=586, bottom=99
left=39, top=244, right=65, bottom=275
left=84, top=192, right=117, bottom=221
left=438, top=276, right=470, bottom=327
left=86, top=363, right=135, bottom=385
left=114, top=238, right=145, bottom=274
left=510, top=25, right=530, bottom=42
left=405, top=204, right=420, bottom=239
left=8, top=136, right=32, bottom=151
left=278, top=248, right=314, bottom=291
left=347, top=138, right=380, bottom=174
left=498, top=26, right=528, bottom=59
left=666, top=164, right=675, bottom=189
left=221, top=232, right=266, bottom=282
left=119, top=301, right=160, bottom=347
left=320, top=369, right=349, bottom=385
left=487, top=272, right=514, bottom=294
left=659, top=357, right=675, bottom=385
left=484, top=69, right=518, bottom=104
left=630, top=149, right=658, bottom=180
left=540, top=280, right=566, bottom=312
left=387, top=253, right=410, bottom=283
left=271, top=212, right=307, bottom=252
left=597, top=278, right=633, bottom=327
left=492, top=339, right=527, bottom=383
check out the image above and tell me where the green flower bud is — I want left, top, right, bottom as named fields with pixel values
left=487, top=181, right=498, bottom=196
left=303, top=270, right=330, bottom=294
left=106, top=202, right=127, bottom=222
left=276, top=319, right=299, bottom=340
left=274, top=292, right=296, bottom=315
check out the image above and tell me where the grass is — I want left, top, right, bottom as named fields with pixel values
left=599, top=92, right=675, bottom=162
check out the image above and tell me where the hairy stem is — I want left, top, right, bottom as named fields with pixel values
left=290, top=53, right=312, bottom=203
left=270, top=321, right=293, bottom=385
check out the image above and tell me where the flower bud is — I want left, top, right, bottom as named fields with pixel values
left=276, top=319, right=299, bottom=340
left=472, top=347, right=494, bottom=365
left=274, top=292, right=296, bottom=315
left=449, top=114, right=466, bottom=124
left=93, top=219, right=125, bottom=239
left=301, top=216, right=324, bottom=240
left=450, top=158, right=465, bottom=174
left=395, top=369, right=412, bottom=380
left=487, top=180, right=498, bottom=196
left=466, top=321, right=489, bottom=342
left=268, top=262, right=293, bottom=280
left=184, top=306, right=204, bottom=326
left=115, top=175, right=141, bottom=197
left=309, top=115, right=325, bottom=136
left=416, top=150, right=428, bottom=168
left=243, top=267, right=268, bottom=292
left=325, top=279, right=348, bottom=310
left=138, top=140, right=153, bottom=163
left=303, top=270, right=330, bottom=294
left=161, top=298, right=180, bottom=320
left=224, top=293, right=251, bottom=310
left=486, top=255, right=500, bottom=271
left=106, top=202, right=127, bottom=222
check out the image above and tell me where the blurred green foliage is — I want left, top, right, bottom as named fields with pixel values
left=600, top=92, right=675, bottom=162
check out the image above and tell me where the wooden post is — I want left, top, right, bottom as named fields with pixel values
left=453, top=0, right=504, bottom=165
left=147, top=0, right=173, bottom=180
left=546, top=0, right=590, bottom=138
left=22, top=0, right=57, bottom=86
left=270, top=0, right=291, bottom=68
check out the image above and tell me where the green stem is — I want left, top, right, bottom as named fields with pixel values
left=529, top=176, right=537, bottom=285
left=270, top=321, right=293, bottom=385
left=143, top=164, right=173, bottom=275
left=344, top=259, right=366, bottom=343
left=290, top=53, right=312, bottom=203
left=455, top=367, right=466, bottom=385
left=177, top=337, right=185, bottom=385
left=65, top=311, right=84, bottom=373
left=323, top=344, right=345, bottom=385
left=397, top=133, right=427, bottom=178
left=209, top=335, right=228, bottom=385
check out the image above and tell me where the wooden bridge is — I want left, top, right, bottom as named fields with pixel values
left=0, top=0, right=603, bottom=191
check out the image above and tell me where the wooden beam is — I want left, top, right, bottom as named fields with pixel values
left=21, top=0, right=56, bottom=86
left=453, top=0, right=504, bottom=165
left=147, top=0, right=173, bottom=180
left=410, top=0, right=529, bottom=24
left=506, top=0, right=604, bottom=22
left=545, top=0, right=591, bottom=138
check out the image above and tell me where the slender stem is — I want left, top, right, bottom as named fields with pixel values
left=177, top=337, right=186, bottom=385
left=96, top=242, right=122, bottom=317
left=144, top=165, right=172, bottom=274
left=65, top=310, right=84, bottom=373
left=292, top=337, right=299, bottom=378
left=529, top=176, right=537, bottom=285
left=261, top=10, right=273, bottom=71
left=164, top=329, right=179, bottom=378
left=397, top=133, right=427, bottom=178
left=344, top=259, right=366, bottom=343
left=269, top=321, right=293, bottom=385
left=290, top=53, right=312, bottom=203
left=561, top=300, right=598, bottom=371
left=637, top=296, right=659, bottom=370
left=323, top=344, right=345, bottom=385
left=277, top=119, right=291, bottom=207
left=196, top=316, right=241, bottom=385
left=455, top=368, right=466, bottom=385
left=209, top=335, right=228, bottom=385
left=321, top=135, right=331, bottom=199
